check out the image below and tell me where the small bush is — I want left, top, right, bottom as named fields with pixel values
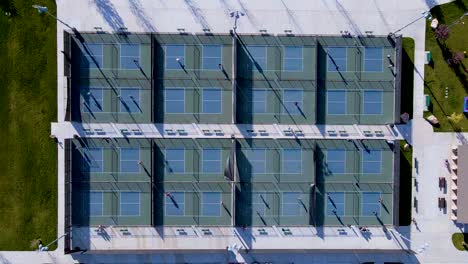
left=0, top=0, right=17, bottom=17
left=448, top=112, right=464, bottom=131
left=450, top=51, right=465, bottom=65
left=435, top=24, right=450, bottom=41
left=452, top=233, right=468, bottom=251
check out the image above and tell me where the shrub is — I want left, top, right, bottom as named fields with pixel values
left=0, top=0, right=17, bottom=17
left=435, top=24, right=450, bottom=41
left=450, top=51, right=465, bottom=65
left=448, top=112, right=464, bottom=131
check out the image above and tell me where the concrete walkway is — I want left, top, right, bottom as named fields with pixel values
left=50, top=122, right=402, bottom=140
left=405, top=120, right=468, bottom=263
left=402, top=0, right=468, bottom=261
left=69, top=225, right=407, bottom=252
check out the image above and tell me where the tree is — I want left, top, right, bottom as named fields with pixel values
left=435, top=24, right=450, bottom=42
left=0, top=0, right=16, bottom=17
left=448, top=112, right=463, bottom=123
left=448, top=112, right=463, bottom=131
left=450, top=51, right=465, bottom=65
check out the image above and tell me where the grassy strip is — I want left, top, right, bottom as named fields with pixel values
left=452, top=233, right=468, bottom=251
left=0, top=1, right=57, bottom=250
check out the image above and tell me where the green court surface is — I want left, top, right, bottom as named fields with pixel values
left=68, top=33, right=398, bottom=228
left=71, top=138, right=152, bottom=226
left=315, top=139, right=394, bottom=226
left=155, top=182, right=233, bottom=226
left=69, top=33, right=398, bottom=125
left=70, top=33, right=153, bottom=123
left=71, top=138, right=395, bottom=227
left=317, top=185, right=393, bottom=226
left=235, top=182, right=312, bottom=226
left=153, top=138, right=233, bottom=226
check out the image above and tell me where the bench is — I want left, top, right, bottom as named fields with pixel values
left=439, top=177, right=446, bottom=189
left=424, top=94, right=430, bottom=111
left=438, top=197, right=446, bottom=209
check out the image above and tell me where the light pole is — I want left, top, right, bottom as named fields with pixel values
left=448, top=12, right=468, bottom=28
left=389, top=10, right=432, bottom=37
left=230, top=11, right=245, bottom=33
left=389, top=229, right=429, bottom=254
left=37, top=232, right=70, bottom=252
left=32, top=4, right=76, bottom=31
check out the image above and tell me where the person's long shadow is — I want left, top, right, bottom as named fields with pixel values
left=219, top=65, right=230, bottom=80
left=382, top=202, right=390, bottom=214
left=299, top=199, right=308, bottom=213
left=170, top=195, right=179, bottom=208
left=334, top=212, right=344, bottom=226
left=376, top=214, right=384, bottom=226
left=97, top=230, right=111, bottom=241
left=83, top=103, right=97, bottom=119
left=327, top=195, right=337, bottom=208
left=133, top=60, right=150, bottom=80
left=257, top=211, right=267, bottom=226
left=140, top=163, right=151, bottom=177
left=326, top=53, right=348, bottom=84
left=260, top=194, right=270, bottom=209
left=129, top=97, right=143, bottom=113
left=414, top=222, right=421, bottom=232
left=222, top=203, right=232, bottom=218
left=361, top=230, right=372, bottom=241
left=297, top=104, right=306, bottom=118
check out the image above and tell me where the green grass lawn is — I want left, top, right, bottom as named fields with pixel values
left=424, top=0, right=468, bottom=132
left=452, top=233, right=468, bottom=250
left=0, top=0, right=57, bottom=250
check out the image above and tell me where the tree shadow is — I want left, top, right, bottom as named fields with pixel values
left=183, top=0, right=210, bottom=29
left=425, top=0, right=439, bottom=9
left=235, top=0, right=261, bottom=31
left=400, top=41, right=414, bottom=118
left=280, top=0, right=303, bottom=33
left=399, top=145, right=412, bottom=226
left=430, top=4, right=446, bottom=24
left=0, top=1, right=17, bottom=17
left=456, top=132, right=468, bottom=144
left=436, top=40, right=468, bottom=93
left=334, top=0, right=363, bottom=36
left=93, top=0, right=126, bottom=31
left=128, top=0, right=156, bottom=32
left=453, top=0, right=468, bottom=12
left=452, top=63, right=468, bottom=93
